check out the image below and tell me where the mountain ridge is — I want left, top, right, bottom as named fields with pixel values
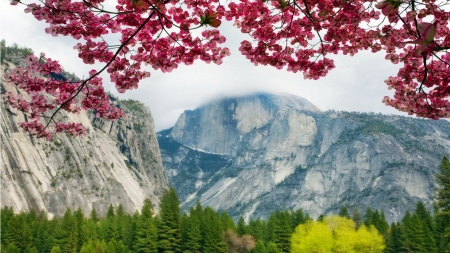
left=159, top=93, right=450, bottom=222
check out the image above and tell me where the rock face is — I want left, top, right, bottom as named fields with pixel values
left=1, top=61, right=168, bottom=217
left=159, top=93, right=450, bottom=222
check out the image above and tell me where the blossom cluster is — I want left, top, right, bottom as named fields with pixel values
left=6, top=0, right=450, bottom=139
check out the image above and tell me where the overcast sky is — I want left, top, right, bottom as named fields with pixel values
left=1, top=1, right=410, bottom=131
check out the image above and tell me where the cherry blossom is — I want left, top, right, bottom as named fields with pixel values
left=4, top=0, right=449, bottom=139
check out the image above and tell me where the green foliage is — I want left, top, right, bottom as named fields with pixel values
left=120, top=99, right=145, bottom=113
left=157, top=187, right=182, bottom=253
left=2, top=164, right=448, bottom=253
left=1, top=40, right=34, bottom=65
left=291, top=216, right=385, bottom=253
left=436, top=156, right=450, bottom=246
left=338, top=206, right=350, bottom=219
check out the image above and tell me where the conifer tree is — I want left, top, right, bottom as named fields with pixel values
left=363, top=207, right=373, bottom=228
left=73, top=208, right=86, bottom=250
left=90, top=208, right=99, bottom=223
left=266, top=242, right=279, bottom=253
left=248, top=219, right=266, bottom=242
left=182, top=210, right=202, bottom=253
left=201, top=207, right=227, bottom=253
left=351, top=207, right=362, bottom=230
left=115, top=204, right=126, bottom=242
left=134, top=199, right=158, bottom=253
left=157, top=187, right=182, bottom=253
left=123, top=212, right=139, bottom=251
left=220, top=211, right=236, bottom=232
left=35, top=217, right=56, bottom=253
left=291, top=209, right=308, bottom=230
left=436, top=156, right=450, bottom=250
left=7, top=243, right=20, bottom=253
left=252, top=240, right=267, bottom=253
left=1, top=207, right=14, bottom=245
left=6, top=213, right=34, bottom=252
left=267, top=211, right=292, bottom=253
left=55, top=208, right=79, bottom=253
left=414, top=202, right=438, bottom=252
left=237, top=217, right=248, bottom=236
left=338, top=206, right=350, bottom=219
left=385, top=223, right=402, bottom=253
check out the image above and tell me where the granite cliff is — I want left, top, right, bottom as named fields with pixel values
left=159, top=93, right=450, bottom=222
left=1, top=54, right=168, bottom=217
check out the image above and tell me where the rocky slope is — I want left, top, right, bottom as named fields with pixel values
left=1, top=57, right=168, bottom=217
left=159, top=93, right=450, bottom=222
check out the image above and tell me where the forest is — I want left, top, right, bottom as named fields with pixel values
left=1, top=157, right=449, bottom=253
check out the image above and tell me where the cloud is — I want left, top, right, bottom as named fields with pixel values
left=1, top=2, right=408, bottom=131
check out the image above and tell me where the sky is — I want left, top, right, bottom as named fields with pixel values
left=0, top=0, right=409, bottom=131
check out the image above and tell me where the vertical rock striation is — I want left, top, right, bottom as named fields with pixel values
left=1, top=61, right=168, bottom=217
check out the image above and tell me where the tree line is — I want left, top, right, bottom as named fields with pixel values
left=2, top=157, right=450, bottom=253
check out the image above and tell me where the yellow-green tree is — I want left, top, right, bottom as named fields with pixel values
left=291, top=216, right=385, bottom=253
left=291, top=220, right=333, bottom=253
left=325, top=216, right=356, bottom=253
left=354, top=225, right=385, bottom=253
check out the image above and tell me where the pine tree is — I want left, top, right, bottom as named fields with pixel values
left=55, top=208, right=79, bottom=253
left=73, top=208, right=86, bottom=250
left=157, top=187, right=182, bottom=253
left=267, top=211, right=292, bottom=253
left=266, top=242, right=279, bottom=253
left=338, top=206, right=350, bottom=219
left=202, top=207, right=227, bottom=253
left=237, top=217, right=247, bottom=236
left=134, top=199, right=158, bottom=253
left=182, top=210, right=201, bottom=253
left=1, top=207, right=14, bottom=246
left=414, top=202, right=438, bottom=252
left=248, top=218, right=266, bottom=242
left=291, top=209, right=308, bottom=230
left=363, top=207, right=373, bottom=228
left=385, top=223, right=402, bottom=253
left=351, top=207, right=362, bottom=230
left=220, top=211, right=236, bottom=232
left=6, top=212, right=34, bottom=252
left=90, top=208, right=99, bottom=223
left=252, top=240, right=267, bottom=253
left=115, top=204, right=126, bottom=242
left=436, top=156, right=450, bottom=250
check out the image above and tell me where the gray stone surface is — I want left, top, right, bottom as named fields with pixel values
left=159, top=93, right=450, bottom=222
left=1, top=61, right=168, bottom=218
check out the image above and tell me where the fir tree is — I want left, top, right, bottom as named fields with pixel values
left=338, top=206, right=350, bottom=219
left=267, top=211, right=292, bottom=253
left=201, top=207, right=227, bottom=253
left=436, top=156, right=450, bottom=250
left=6, top=213, right=34, bottom=252
left=90, top=208, right=99, bottom=223
left=248, top=219, right=266, bottom=242
left=252, top=240, right=267, bottom=253
left=363, top=207, right=373, bottom=227
left=414, top=202, right=438, bottom=252
left=182, top=210, right=201, bottom=253
left=55, top=208, right=79, bottom=253
left=134, top=199, right=158, bottom=253
left=291, top=209, right=308, bottom=230
left=385, top=223, right=402, bottom=253
left=351, top=207, right=362, bottom=230
left=220, top=211, right=236, bottom=232
left=237, top=217, right=248, bottom=236
left=157, top=187, right=182, bottom=253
